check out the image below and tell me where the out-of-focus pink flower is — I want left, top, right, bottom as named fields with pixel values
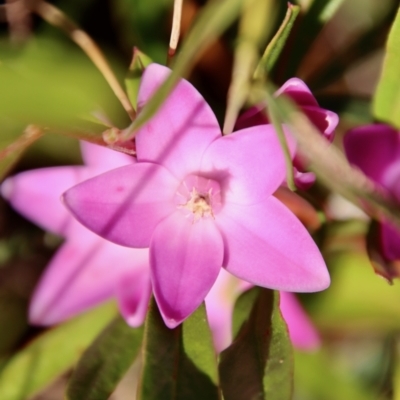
left=63, top=63, right=329, bottom=329
left=1, top=142, right=151, bottom=326
left=344, top=124, right=400, bottom=261
left=235, top=78, right=339, bottom=189
left=205, top=269, right=319, bottom=352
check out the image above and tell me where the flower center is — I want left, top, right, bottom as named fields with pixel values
left=175, top=174, right=222, bottom=222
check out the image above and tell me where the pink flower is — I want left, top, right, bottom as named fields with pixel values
left=63, top=64, right=330, bottom=328
left=1, top=142, right=151, bottom=326
left=344, top=124, right=400, bottom=261
left=235, top=78, right=339, bottom=189
left=205, top=269, right=320, bottom=352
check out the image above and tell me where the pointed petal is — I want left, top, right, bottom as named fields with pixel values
left=63, top=163, right=178, bottom=247
left=344, top=124, right=400, bottom=186
left=80, top=141, right=134, bottom=170
left=135, top=64, right=221, bottom=178
left=201, top=126, right=296, bottom=205
left=30, top=232, right=149, bottom=325
left=280, top=292, right=320, bottom=350
left=276, top=78, right=318, bottom=107
left=150, top=212, right=223, bottom=328
left=116, top=268, right=152, bottom=327
left=217, top=197, right=330, bottom=292
left=1, top=166, right=91, bottom=236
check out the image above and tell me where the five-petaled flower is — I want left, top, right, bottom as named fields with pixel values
left=1, top=142, right=151, bottom=326
left=344, top=124, right=400, bottom=262
left=235, top=78, right=339, bottom=189
left=63, top=64, right=330, bottom=328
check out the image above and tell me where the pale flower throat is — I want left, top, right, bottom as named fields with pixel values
left=175, top=174, right=222, bottom=222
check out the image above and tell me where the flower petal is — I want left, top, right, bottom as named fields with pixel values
left=302, top=106, right=338, bottom=141
left=344, top=124, right=400, bottom=186
left=201, top=126, right=296, bottom=205
left=150, top=212, right=223, bottom=328
left=135, top=64, right=221, bottom=178
left=63, top=162, right=178, bottom=247
left=116, top=268, right=152, bottom=327
left=276, top=78, right=318, bottom=107
left=80, top=141, right=134, bottom=171
left=30, top=232, right=148, bottom=325
left=234, top=105, right=267, bottom=131
left=216, top=197, right=330, bottom=292
left=1, top=166, right=91, bottom=236
left=380, top=221, right=400, bottom=261
left=280, top=292, right=320, bottom=350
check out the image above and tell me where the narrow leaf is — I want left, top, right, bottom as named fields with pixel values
left=223, top=0, right=274, bottom=134
left=125, top=48, right=153, bottom=109
left=137, top=298, right=220, bottom=400
left=0, top=303, right=117, bottom=400
left=282, top=0, right=345, bottom=79
left=66, top=315, right=144, bottom=400
left=373, top=7, right=400, bottom=129
left=219, top=289, right=293, bottom=400
left=254, top=3, right=300, bottom=77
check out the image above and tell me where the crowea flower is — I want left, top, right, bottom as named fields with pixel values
left=235, top=78, right=339, bottom=189
left=1, top=142, right=151, bottom=326
left=205, top=269, right=320, bottom=352
left=344, top=124, right=400, bottom=261
left=63, top=63, right=330, bottom=328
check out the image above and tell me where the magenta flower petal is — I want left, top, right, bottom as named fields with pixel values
left=201, top=126, right=295, bottom=204
left=302, top=106, right=338, bottom=141
left=64, top=163, right=178, bottom=247
left=344, top=124, right=400, bottom=186
left=280, top=292, right=320, bottom=350
left=2, top=167, right=90, bottom=236
left=275, top=78, right=318, bottom=107
left=150, top=212, right=223, bottom=328
left=30, top=233, right=148, bottom=325
left=135, top=64, right=221, bottom=178
left=116, top=268, right=152, bottom=327
left=380, top=222, right=400, bottom=261
left=217, top=197, right=329, bottom=292
left=80, top=141, right=133, bottom=170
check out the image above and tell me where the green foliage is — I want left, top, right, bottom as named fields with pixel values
left=137, top=299, right=220, bottom=400
left=219, top=289, right=293, bottom=400
left=66, top=315, right=144, bottom=400
left=0, top=303, right=117, bottom=400
left=0, top=38, right=124, bottom=130
left=373, top=7, right=400, bottom=129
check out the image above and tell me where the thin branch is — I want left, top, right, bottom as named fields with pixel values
left=167, top=0, right=183, bottom=66
left=33, top=1, right=136, bottom=121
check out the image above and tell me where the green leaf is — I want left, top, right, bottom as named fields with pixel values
left=254, top=3, right=300, bottom=77
left=125, top=48, right=153, bottom=109
left=0, top=303, right=117, bottom=400
left=122, top=0, right=247, bottom=140
left=66, top=315, right=144, bottom=400
left=137, top=298, right=220, bottom=400
left=219, top=288, right=293, bottom=400
left=373, top=7, right=400, bottom=129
